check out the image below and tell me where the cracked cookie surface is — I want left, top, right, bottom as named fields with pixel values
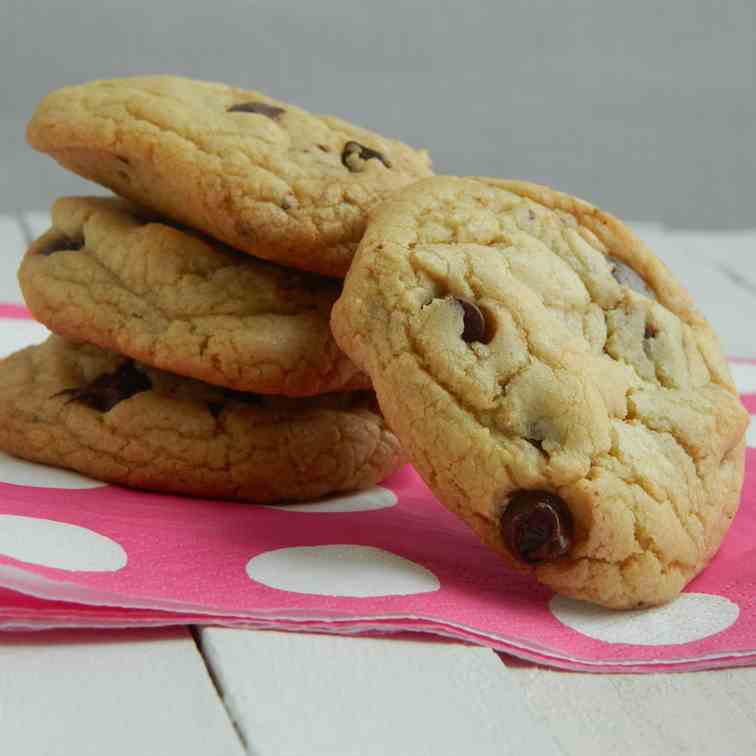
left=0, top=336, right=403, bottom=503
left=331, top=176, right=749, bottom=608
left=27, top=76, right=433, bottom=277
left=19, top=196, right=369, bottom=396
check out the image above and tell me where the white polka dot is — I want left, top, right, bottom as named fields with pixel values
left=730, top=362, right=756, bottom=394
left=0, top=319, right=50, bottom=357
left=265, top=486, right=397, bottom=513
left=746, top=416, right=756, bottom=449
left=246, top=545, right=440, bottom=597
left=0, top=515, right=127, bottom=571
left=550, top=593, right=739, bottom=645
left=0, top=450, right=106, bottom=489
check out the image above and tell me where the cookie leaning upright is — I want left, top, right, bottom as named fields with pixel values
left=26, top=76, right=433, bottom=277
left=19, top=196, right=369, bottom=396
left=331, top=176, right=749, bottom=608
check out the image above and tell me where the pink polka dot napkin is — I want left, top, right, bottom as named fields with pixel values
left=0, top=306, right=754, bottom=673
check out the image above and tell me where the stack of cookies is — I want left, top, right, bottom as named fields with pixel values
left=0, top=75, right=432, bottom=502
left=2, top=75, right=749, bottom=608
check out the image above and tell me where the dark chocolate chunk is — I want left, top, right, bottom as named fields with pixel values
left=608, top=256, right=656, bottom=300
left=206, top=401, right=225, bottom=419
left=39, top=235, right=84, bottom=257
left=525, top=437, right=544, bottom=452
left=454, top=298, right=489, bottom=344
left=341, top=141, right=391, bottom=172
left=644, top=323, right=658, bottom=339
left=227, top=101, right=285, bottom=119
left=58, top=361, right=152, bottom=412
left=500, top=490, right=573, bottom=563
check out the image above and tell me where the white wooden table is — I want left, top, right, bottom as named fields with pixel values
left=1, top=214, right=755, bottom=756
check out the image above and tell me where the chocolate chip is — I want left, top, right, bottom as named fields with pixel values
left=58, top=361, right=152, bottom=412
left=500, top=491, right=573, bottom=563
left=608, top=257, right=656, bottom=300
left=341, top=141, right=391, bottom=172
left=227, top=101, right=285, bottom=119
left=644, top=323, right=658, bottom=339
left=525, top=437, right=544, bottom=452
left=207, top=401, right=225, bottom=419
left=39, top=235, right=84, bottom=257
left=454, top=298, right=489, bottom=344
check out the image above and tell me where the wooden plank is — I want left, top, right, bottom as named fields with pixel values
left=641, top=228, right=756, bottom=357
left=0, top=627, right=246, bottom=756
left=666, top=230, right=756, bottom=287
left=507, top=661, right=756, bottom=756
left=0, top=215, right=50, bottom=354
left=199, top=628, right=564, bottom=756
left=0, top=215, right=28, bottom=303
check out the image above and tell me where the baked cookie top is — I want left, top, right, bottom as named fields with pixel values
left=26, top=76, right=433, bottom=277
left=0, top=336, right=403, bottom=503
left=331, top=176, right=749, bottom=608
left=19, top=196, right=369, bottom=396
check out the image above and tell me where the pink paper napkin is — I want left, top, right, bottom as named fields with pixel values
left=0, top=306, right=754, bottom=673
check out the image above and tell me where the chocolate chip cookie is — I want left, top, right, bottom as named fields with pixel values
left=331, top=176, right=749, bottom=608
left=0, top=336, right=404, bottom=502
left=19, top=196, right=369, bottom=396
left=26, top=76, right=433, bottom=277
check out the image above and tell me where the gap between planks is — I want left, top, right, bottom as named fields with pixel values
left=0, top=627, right=246, bottom=756
left=192, top=626, right=250, bottom=754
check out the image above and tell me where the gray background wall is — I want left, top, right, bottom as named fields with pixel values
left=1, top=0, right=754, bottom=228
